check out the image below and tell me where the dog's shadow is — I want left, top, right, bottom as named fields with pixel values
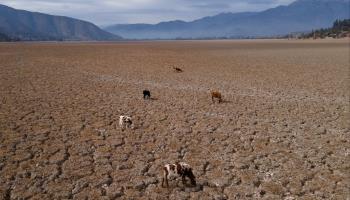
left=221, top=99, right=232, bottom=104
left=143, top=97, right=158, bottom=101
left=162, top=180, right=204, bottom=192
left=180, top=183, right=204, bottom=192
left=212, top=99, right=232, bottom=104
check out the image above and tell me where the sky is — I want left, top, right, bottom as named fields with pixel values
left=0, top=0, right=296, bottom=26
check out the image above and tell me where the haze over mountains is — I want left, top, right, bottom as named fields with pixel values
left=0, top=0, right=349, bottom=41
left=0, top=4, right=122, bottom=41
left=105, top=0, right=350, bottom=39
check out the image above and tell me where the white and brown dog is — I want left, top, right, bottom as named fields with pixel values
left=119, top=115, right=133, bottom=130
left=161, top=162, right=196, bottom=187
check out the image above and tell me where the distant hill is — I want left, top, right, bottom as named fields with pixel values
left=0, top=4, right=122, bottom=41
left=105, top=0, right=350, bottom=39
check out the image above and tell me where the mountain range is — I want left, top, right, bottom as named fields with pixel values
left=1, top=0, right=349, bottom=41
left=0, top=4, right=122, bottom=41
left=105, top=0, right=350, bottom=39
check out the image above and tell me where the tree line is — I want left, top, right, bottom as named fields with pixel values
left=289, top=19, right=350, bottom=39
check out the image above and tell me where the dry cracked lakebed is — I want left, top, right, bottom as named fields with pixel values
left=0, top=40, right=349, bottom=199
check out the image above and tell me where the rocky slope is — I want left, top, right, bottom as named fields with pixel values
left=0, top=4, right=122, bottom=41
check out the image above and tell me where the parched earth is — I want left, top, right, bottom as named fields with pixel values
left=0, top=40, right=349, bottom=200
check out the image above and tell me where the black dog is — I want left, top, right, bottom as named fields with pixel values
left=143, top=90, right=151, bottom=99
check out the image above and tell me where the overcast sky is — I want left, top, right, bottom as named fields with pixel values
left=0, top=0, right=296, bottom=26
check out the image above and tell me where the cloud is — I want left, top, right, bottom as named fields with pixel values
left=0, top=0, right=296, bottom=26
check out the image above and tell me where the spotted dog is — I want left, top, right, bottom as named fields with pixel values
left=162, top=162, right=196, bottom=187
left=119, top=115, right=133, bottom=130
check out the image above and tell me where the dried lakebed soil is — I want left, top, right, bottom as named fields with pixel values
left=0, top=40, right=349, bottom=199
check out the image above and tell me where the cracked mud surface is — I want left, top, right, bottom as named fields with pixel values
left=0, top=40, right=349, bottom=199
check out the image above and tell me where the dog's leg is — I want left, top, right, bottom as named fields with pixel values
left=182, top=175, right=186, bottom=185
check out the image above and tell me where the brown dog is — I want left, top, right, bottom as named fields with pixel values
left=211, top=91, right=222, bottom=103
left=173, top=67, right=183, bottom=73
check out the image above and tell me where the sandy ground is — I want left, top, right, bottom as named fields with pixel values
left=0, top=40, right=349, bottom=200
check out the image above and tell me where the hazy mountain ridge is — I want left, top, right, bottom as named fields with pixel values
left=105, top=0, right=350, bottom=39
left=0, top=4, right=122, bottom=41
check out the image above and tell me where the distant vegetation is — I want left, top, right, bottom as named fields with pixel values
left=0, top=32, right=10, bottom=41
left=288, top=19, right=350, bottom=39
left=0, top=32, right=19, bottom=42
